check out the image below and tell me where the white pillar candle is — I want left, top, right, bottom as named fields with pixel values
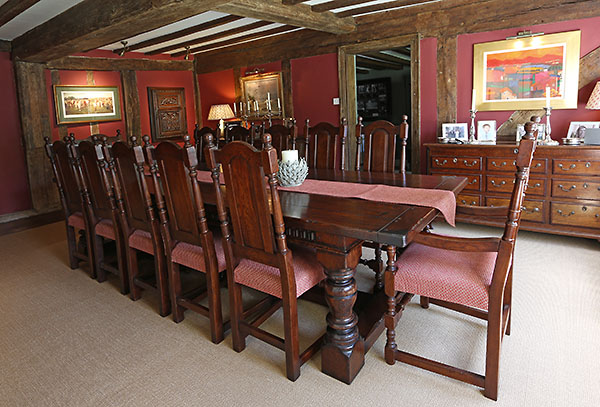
left=471, top=89, right=476, bottom=111
left=233, top=102, right=236, bottom=115
left=254, top=100, right=259, bottom=111
left=247, top=100, right=251, bottom=112
left=281, top=149, right=298, bottom=163
left=277, top=98, right=281, bottom=110
left=546, top=86, right=551, bottom=108
left=239, top=101, right=243, bottom=114
left=267, top=92, right=271, bottom=101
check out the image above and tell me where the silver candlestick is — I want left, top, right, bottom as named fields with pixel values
left=469, top=109, right=477, bottom=143
left=543, top=107, right=558, bottom=145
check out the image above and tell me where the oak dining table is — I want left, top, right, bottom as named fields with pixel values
left=194, top=168, right=468, bottom=384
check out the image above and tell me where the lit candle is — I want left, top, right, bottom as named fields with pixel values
left=266, top=99, right=271, bottom=111
left=546, top=86, right=551, bottom=108
left=254, top=100, right=259, bottom=112
left=233, top=102, right=236, bottom=115
left=247, top=100, right=251, bottom=112
left=277, top=98, right=281, bottom=111
left=281, top=149, right=298, bottom=163
left=267, top=92, right=271, bottom=101
left=471, top=89, right=476, bottom=111
left=239, top=101, right=243, bottom=114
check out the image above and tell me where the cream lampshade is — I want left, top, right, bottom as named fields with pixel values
left=585, top=82, right=600, bottom=110
left=208, top=103, right=235, bottom=133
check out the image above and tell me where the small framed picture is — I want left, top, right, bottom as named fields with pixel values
left=477, top=120, right=496, bottom=142
left=566, top=121, right=600, bottom=139
left=517, top=123, right=545, bottom=142
left=442, top=123, right=468, bottom=140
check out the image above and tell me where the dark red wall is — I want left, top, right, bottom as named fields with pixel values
left=0, top=52, right=31, bottom=215
left=136, top=70, right=197, bottom=138
left=197, top=69, right=236, bottom=129
left=291, top=53, right=340, bottom=129
left=419, top=37, right=438, bottom=171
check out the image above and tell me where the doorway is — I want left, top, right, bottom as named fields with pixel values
left=338, top=35, right=420, bottom=172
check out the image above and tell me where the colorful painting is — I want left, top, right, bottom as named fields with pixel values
left=473, top=31, right=581, bottom=111
left=54, top=86, right=121, bottom=124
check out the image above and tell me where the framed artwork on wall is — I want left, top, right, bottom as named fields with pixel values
left=148, top=87, right=187, bottom=142
left=356, top=77, right=392, bottom=121
left=54, top=85, right=121, bottom=124
left=473, top=30, right=581, bottom=111
left=240, top=72, right=283, bottom=118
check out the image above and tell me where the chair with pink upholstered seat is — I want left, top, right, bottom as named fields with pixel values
left=204, top=132, right=326, bottom=381
left=145, top=135, right=226, bottom=344
left=383, top=127, right=537, bottom=400
left=44, top=136, right=93, bottom=275
left=68, top=136, right=129, bottom=294
left=100, top=137, right=170, bottom=317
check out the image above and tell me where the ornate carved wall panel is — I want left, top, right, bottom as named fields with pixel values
left=148, top=87, right=187, bottom=141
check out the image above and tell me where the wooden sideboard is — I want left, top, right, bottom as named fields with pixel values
left=426, top=143, right=600, bottom=240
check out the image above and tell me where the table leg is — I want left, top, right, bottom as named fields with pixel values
left=317, top=244, right=364, bottom=384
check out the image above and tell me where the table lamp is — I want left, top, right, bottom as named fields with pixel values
left=585, top=81, right=600, bottom=111
left=208, top=104, right=235, bottom=139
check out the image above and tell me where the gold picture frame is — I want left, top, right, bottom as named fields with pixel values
left=54, top=85, right=121, bottom=124
left=473, top=30, right=581, bottom=111
left=240, top=72, right=283, bottom=118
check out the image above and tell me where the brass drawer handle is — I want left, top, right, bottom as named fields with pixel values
left=491, top=161, right=508, bottom=167
left=586, top=162, right=591, bottom=168
left=558, top=184, right=577, bottom=192
left=490, top=180, right=507, bottom=187
left=534, top=163, right=542, bottom=168
left=556, top=209, right=576, bottom=217
left=468, top=178, right=478, bottom=185
left=434, top=159, right=448, bottom=166
left=558, top=163, right=576, bottom=171
left=463, top=160, right=478, bottom=167
left=532, top=182, right=541, bottom=188
left=460, top=199, right=477, bottom=205
left=522, top=206, right=540, bottom=213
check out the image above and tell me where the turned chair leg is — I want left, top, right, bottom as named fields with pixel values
left=230, top=282, right=246, bottom=352
left=374, top=245, right=384, bottom=291
left=384, top=294, right=397, bottom=365
left=155, top=252, right=170, bottom=318
left=420, top=296, right=430, bottom=309
left=167, top=262, right=185, bottom=323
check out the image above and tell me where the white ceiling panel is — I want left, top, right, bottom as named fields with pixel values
left=0, top=0, right=85, bottom=40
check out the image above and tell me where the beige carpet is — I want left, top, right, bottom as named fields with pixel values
left=0, top=221, right=598, bottom=406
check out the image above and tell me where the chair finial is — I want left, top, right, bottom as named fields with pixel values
left=142, top=135, right=151, bottom=147
left=523, top=122, right=535, bottom=140
left=129, top=136, right=138, bottom=147
left=183, top=134, right=192, bottom=148
left=263, top=132, right=272, bottom=150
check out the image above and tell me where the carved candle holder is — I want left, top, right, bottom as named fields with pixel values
left=468, top=109, right=477, bottom=143
left=277, top=158, right=308, bottom=187
left=543, top=107, right=559, bottom=145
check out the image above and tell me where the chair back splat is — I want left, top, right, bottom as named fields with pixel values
left=144, top=135, right=225, bottom=343
left=355, top=115, right=409, bottom=173
left=301, top=118, right=348, bottom=170
left=204, top=133, right=325, bottom=381
left=383, top=122, right=537, bottom=401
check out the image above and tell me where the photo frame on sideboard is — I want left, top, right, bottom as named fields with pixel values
left=442, top=123, right=468, bottom=141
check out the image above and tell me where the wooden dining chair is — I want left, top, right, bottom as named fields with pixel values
left=301, top=118, right=348, bottom=170
left=68, top=135, right=129, bottom=294
left=355, top=115, right=408, bottom=173
left=260, top=119, right=298, bottom=157
left=204, top=133, right=325, bottom=381
left=193, top=124, right=215, bottom=166
left=102, top=137, right=170, bottom=316
left=383, top=126, right=537, bottom=400
left=44, top=136, right=93, bottom=275
left=355, top=116, right=409, bottom=289
left=144, top=135, right=226, bottom=344
left=225, top=124, right=252, bottom=144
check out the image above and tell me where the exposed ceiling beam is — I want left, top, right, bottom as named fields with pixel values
left=46, top=56, right=194, bottom=71
left=147, top=20, right=272, bottom=55
left=312, top=0, right=366, bottom=13
left=281, top=0, right=308, bottom=4
left=0, top=0, right=42, bottom=28
left=356, top=55, right=405, bottom=70
left=11, top=0, right=230, bottom=62
left=336, top=0, right=434, bottom=17
left=363, top=51, right=410, bottom=65
left=356, top=67, right=370, bottom=74
left=215, top=0, right=356, bottom=34
left=115, top=14, right=244, bottom=54
left=184, top=25, right=297, bottom=57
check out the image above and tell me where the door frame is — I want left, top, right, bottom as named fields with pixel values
left=338, top=34, right=421, bottom=172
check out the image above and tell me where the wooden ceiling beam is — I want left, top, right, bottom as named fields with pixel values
left=147, top=20, right=272, bottom=55
left=356, top=55, right=405, bottom=70
left=363, top=51, right=410, bottom=65
left=281, top=1, right=309, bottom=5
left=45, top=56, right=194, bottom=71
left=183, top=25, right=297, bottom=57
left=11, top=0, right=230, bottom=62
left=311, top=0, right=366, bottom=13
left=0, top=0, right=42, bottom=28
left=115, top=14, right=244, bottom=54
left=215, top=0, right=356, bottom=34
left=336, top=0, right=433, bottom=17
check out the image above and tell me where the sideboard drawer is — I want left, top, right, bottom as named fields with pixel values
left=463, top=175, right=482, bottom=192
left=550, top=203, right=600, bottom=228
left=486, top=175, right=513, bottom=194
left=553, top=159, right=600, bottom=175
left=487, top=197, right=544, bottom=223
left=487, top=157, right=546, bottom=173
left=431, top=156, right=481, bottom=171
left=457, top=193, right=481, bottom=206
left=551, top=180, right=600, bottom=200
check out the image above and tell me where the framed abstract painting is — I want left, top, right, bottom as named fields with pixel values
left=473, top=31, right=581, bottom=111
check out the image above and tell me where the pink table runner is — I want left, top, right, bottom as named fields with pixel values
left=196, top=172, right=457, bottom=226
